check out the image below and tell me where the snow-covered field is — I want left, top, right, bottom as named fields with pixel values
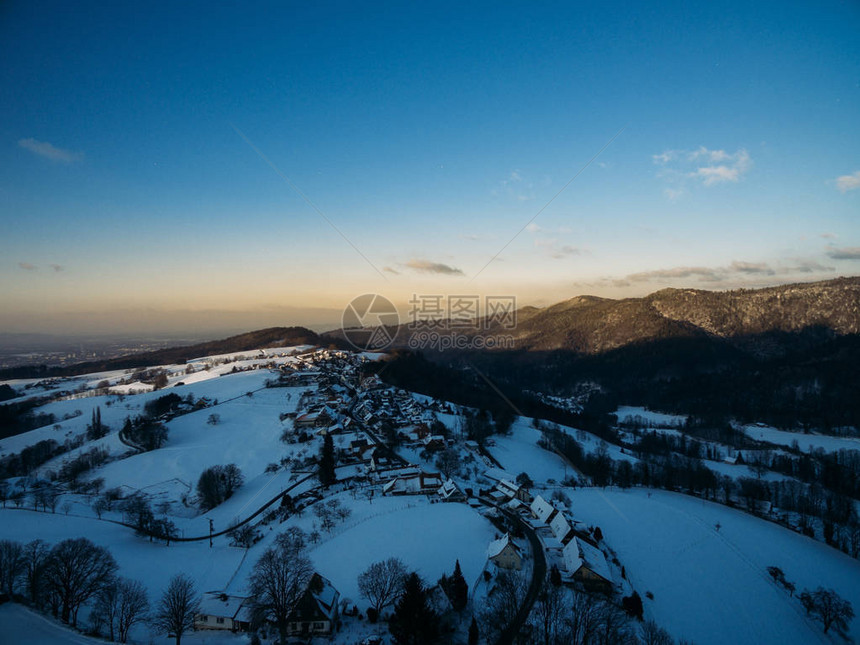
left=615, top=406, right=687, bottom=428
left=0, top=604, right=107, bottom=645
left=308, top=501, right=496, bottom=607
left=486, top=419, right=573, bottom=483
left=216, top=491, right=498, bottom=612
left=740, top=423, right=860, bottom=454
left=89, top=383, right=313, bottom=521
left=569, top=487, right=860, bottom=645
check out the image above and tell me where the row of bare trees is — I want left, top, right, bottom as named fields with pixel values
left=0, top=536, right=206, bottom=644
left=0, top=537, right=145, bottom=641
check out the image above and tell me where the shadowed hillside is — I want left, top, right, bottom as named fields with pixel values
left=0, top=327, right=330, bottom=379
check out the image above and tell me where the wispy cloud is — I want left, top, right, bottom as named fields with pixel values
left=728, top=261, right=773, bottom=275
left=625, top=257, right=833, bottom=285
left=535, top=238, right=582, bottom=260
left=826, top=246, right=860, bottom=260
left=17, top=261, right=67, bottom=273
left=491, top=168, right=539, bottom=202
left=382, top=266, right=400, bottom=275
left=627, top=265, right=722, bottom=282
left=821, top=232, right=837, bottom=239
left=18, top=138, right=83, bottom=163
left=405, top=259, right=464, bottom=276
left=835, top=170, right=860, bottom=193
left=653, top=146, right=752, bottom=194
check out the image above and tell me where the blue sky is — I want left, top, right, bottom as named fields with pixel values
left=1, top=1, right=858, bottom=334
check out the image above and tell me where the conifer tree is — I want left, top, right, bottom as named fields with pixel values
left=468, top=617, right=479, bottom=645
left=449, top=560, right=468, bottom=612
left=318, top=433, right=336, bottom=487
left=389, top=572, right=438, bottom=645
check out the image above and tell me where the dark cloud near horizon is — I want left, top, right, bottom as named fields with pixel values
left=826, top=247, right=860, bottom=260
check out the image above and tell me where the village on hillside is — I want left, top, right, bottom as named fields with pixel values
left=0, top=345, right=858, bottom=645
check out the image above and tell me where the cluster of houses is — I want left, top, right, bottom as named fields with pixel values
left=483, top=493, right=613, bottom=593
left=352, top=387, right=427, bottom=430
left=528, top=494, right=613, bottom=592
left=195, top=573, right=340, bottom=637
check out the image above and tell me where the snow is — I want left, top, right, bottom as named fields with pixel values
left=615, top=406, right=687, bottom=428
left=567, top=487, right=860, bottom=645
left=109, top=381, right=154, bottom=394
left=485, top=419, right=573, bottom=483
left=1, top=369, right=280, bottom=461
left=185, top=344, right=314, bottom=365
left=0, top=508, right=247, bottom=642
left=0, top=603, right=108, bottom=645
left=303, top=501, right=496, bottom=610
left=701, top=457, right=796, bottom=483
left=85, top=383, right=316, bottom=527
left=739, top=423, right=860, bottom=454
left=4, top=350, right=859, bottom=644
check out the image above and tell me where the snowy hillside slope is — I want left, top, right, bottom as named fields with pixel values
left=569, top=488, right=860, bottom=645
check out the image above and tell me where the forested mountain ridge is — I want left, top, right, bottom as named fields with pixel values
left=464, top=276, right=860, bottom=357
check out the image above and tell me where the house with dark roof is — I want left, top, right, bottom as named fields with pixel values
left=286, top=573, right=340, bottom=637
left=294, top=409, right=334, bottom=430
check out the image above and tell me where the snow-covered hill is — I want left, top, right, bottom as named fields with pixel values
left=1, top=346, right=859, bottom=644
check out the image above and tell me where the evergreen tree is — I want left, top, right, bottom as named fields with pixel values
left=87, top=407, right=107, bottom=441
left=468, top=617, right=479, bottom=645
left=389, top=572, right=438, bottom=645
left=549, top=564, right=562, bottom=587
left=318, top=433, right=336, bottom=487
left=449, top=560, right=468, bottom=612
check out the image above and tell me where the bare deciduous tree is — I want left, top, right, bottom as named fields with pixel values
left=43, top=538, right=118, bottom=626
left=434, top=447, right=461, bottom=479
left=357, top=557, right=408, bottom=617
left=530, top=579, right=567, bottom=645
left=0, top=539, right=25, bottom=597
left=565, top=590, right=604, bottom=645
left=479, top=571, right=526, bottom=642
left=151, top=574, right=199, bottom=645
left=94, top=577, right=150, bottom=643
left=22, top=539, right=49, bottom=605
left=640, top=620, right=675, bottom=645
left=801, top=586, right=855, bottom=635
left=248, top=535, right=313, bottom=644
